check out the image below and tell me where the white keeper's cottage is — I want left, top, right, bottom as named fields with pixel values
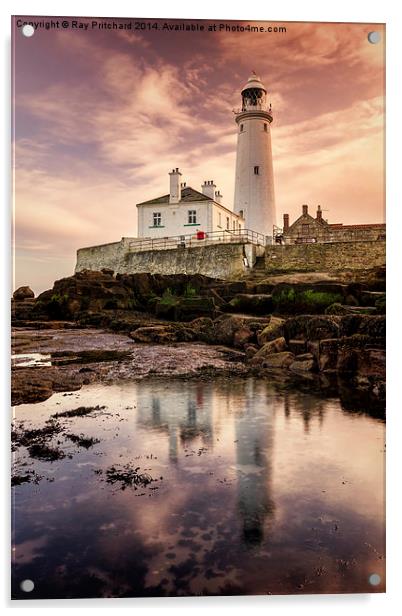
left=136, top=168, right=245, bottom=239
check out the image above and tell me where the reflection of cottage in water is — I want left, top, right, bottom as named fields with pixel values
left=233, top=380, right=275, bottom=547
left=136, top=384, right=213, bottom=462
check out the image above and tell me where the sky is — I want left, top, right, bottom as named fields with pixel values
left=12, top=17, right=385, bottom=294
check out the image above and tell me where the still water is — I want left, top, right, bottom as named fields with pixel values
left=12, top=377, right=385, bottom=598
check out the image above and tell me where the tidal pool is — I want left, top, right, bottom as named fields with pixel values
left=11, top=377, right=385, bottom=598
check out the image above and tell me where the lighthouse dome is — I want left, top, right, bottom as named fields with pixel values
left=241, top=72, right=267, bottom=94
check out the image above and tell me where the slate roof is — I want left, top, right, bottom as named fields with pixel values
left=137, top=186, right=212, bottom=206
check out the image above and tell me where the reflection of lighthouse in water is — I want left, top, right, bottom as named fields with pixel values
left=136, top=384, right=213, bottom=463
left=233, top=380, right=275, bottom=548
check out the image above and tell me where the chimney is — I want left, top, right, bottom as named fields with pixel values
left=169, top=168, right=182, bottom=204
left=201, top=180, right=216, bottom=200
left=316, top=205, right=322, bottom=222
left=302, top=204, right=308, bottom=216
left=215, top=190, right=223, bottom=204
left=283, top=213, right=289, bottom=232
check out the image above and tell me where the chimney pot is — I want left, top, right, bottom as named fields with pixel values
left=201, top=180, right=216, bottom=199
left=169, top=167, right=182, bottom=204
left=283, top=213, right=289, bottom=232
left=302, top=204, right=308, bottom=216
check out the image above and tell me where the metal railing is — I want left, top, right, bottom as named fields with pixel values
left=128, top=229, right=266, bottom=253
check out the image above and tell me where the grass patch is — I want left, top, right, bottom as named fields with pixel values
left=50, top=292, right=69, bottom=305
left=273, top=288, right=343, bottom=314
left=159, top=288, right=180, bottom=307
left=183, top=283, right=197, bottom=298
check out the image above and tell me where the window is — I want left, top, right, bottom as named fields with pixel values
left=188, top=210, right=197, bottom=224
left=264, top=123, right=268, bottom=132
left=240, top=124, right=244, bottom=132
left=153, top=212, right=162, bottom=227
left=239, top=209, right=244, bottom=219
left=239, top=224, right=241, bottom=231
left=254, top=166, right=259, bottom=175
left=218, top=212, right=222, bottom=227
left=233, top=220, right=236, bottom=231
left=226, top=217, right=230, bottom=230
left=302, top=224, right=310, bottom=235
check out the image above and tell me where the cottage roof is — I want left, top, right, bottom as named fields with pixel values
left=137, top=186, right=211, bottom=207
left=287, top=212, right=327, bottom=232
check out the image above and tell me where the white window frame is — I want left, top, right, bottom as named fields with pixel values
left=188, top=210, right=197, bottom=224
left=153, top=212, right=162, bottom=227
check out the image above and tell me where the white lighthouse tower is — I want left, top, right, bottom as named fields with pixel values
left=233, top=72, right=276, bottom=240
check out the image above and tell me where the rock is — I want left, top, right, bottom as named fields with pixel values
left=211, top=281, right=251, bottom=300
left=348, top=307, right=378, bottom=315
left=257, top=316, right=286, bottom=346
left=325, top=303, right=352, bottom=315
left=174, top=296, right=217, bottom=321
left=288, top=339, right=307, bottom=355
left=251, top=337, right=287, bottom=364
left=345, top=294, right=360, bottom=306
left=206, top=288, right=227, bottom=309
left=306, top=341, right=320, bottom=361
left=228, top=293, right=273, bottom=315
left=244, top=344, right=258, bottom=360
left=11, top=298, right=36, bottom=322
left=254, top=282, right=275, bottom=294
left=233, top=326, right=254, bottom=349
left=289, top=353, right=316, bottom=372
left=32, top=271, right=224, bottom=322
left=13, top=286, right=34, bottom=300
left=284, top=315, right=341, bottom=341
left=360, top=291, right=386, bottom=307
left=339, top=315, right=385, bottom=339
left=129, top=326, right=178, bottom=344
left=336, top=335, right=385, bottom=400
left=261, top=336, right=287, bottom=355
left=261, top=352, right=295, bottom=369
left=325, top=303, right=376, bottom=316
left=318, top=338, right=339, bottom=372
left=375, top=295, right=386, bottom=314
left=154, top=300, right=177, bottom=320
left=101, top=268, right=114, bottom=276
left=214, top=315, right=252, bottom=346
left=11, top=374, right=53, bottom=405
left=215, top=346, right=246, bottom=362
left=187, top=317, right=215, bottom=344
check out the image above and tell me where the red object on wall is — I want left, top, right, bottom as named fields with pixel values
left=196, top=231, right=206, bottom=240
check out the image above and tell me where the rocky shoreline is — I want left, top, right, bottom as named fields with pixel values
left=12, top=267, right=385, bottom=410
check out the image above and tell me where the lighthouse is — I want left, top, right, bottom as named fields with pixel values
left=233, top=72, right=276, bottom=239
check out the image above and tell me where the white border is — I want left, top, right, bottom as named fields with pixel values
left=2, top=0, right=401, bottom=614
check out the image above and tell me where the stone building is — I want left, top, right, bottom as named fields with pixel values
left=136, top=168, right=244, bottom=239
left=279, top=204, right=385, bottom=244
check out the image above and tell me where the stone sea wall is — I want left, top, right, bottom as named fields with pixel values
left=265, top=240, right=385, bottom=272
left=76, top=240, right=247, bottom=279
left=76, top=238, right=386, bottom=279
